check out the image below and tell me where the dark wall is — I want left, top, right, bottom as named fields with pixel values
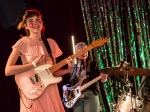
left=0, top=0, right=26, bottom=29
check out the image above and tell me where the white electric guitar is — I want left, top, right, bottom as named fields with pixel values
left=62, top=74, right=103, bottom=108
left=15, top=38, right=109, bottom=99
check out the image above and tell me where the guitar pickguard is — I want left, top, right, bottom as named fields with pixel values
left=29, top=74, right=41, bottom=85
left=15, top=64, right=62, bottom=99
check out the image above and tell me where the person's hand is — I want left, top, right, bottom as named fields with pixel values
left=33, top=54, right=45, bottom=66
left=66, top=57, right=74, bottom=73
left=100, top=73, right=108, bottom=83
left=62, top=85, right=68, bottom=96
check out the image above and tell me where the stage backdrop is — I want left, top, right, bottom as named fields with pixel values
left=80, top=0, right=150, bottom=111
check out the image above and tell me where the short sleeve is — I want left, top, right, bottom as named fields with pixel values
left=12, top=37, right=26, bottom=53
left=12, top=37, right=45, bottom=56
left=47, top=38, right=63, bottom=58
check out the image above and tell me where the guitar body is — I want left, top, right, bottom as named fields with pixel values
left=15, top=64, right=62, bottom=99
left=64, top=86, right=84, bottom=108
left=63, top=75, right=103, bottom=108
left=63, top=75, right=86, bottom=108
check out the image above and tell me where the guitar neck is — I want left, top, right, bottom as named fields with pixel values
left=80, top=76, right=102, bottom=91
left=48, top=38, right=109, bottom=73
left=49, top=45, right=93, bottom=73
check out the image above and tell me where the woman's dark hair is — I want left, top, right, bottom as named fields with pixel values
left=17, top=9, right=44, bottom=36
left=23, top=9, right=42, bottom=24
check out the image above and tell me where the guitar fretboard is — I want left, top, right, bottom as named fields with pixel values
left=48, top=38, right=108, bottom=73
left=80, top=76, right=102, bottom=91
left=49, top=45, right=93, bottom=73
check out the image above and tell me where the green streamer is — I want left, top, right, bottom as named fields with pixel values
left=79, top=0, right=150, bottom=111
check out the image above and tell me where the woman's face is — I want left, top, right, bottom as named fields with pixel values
left=25, top=16, right=43, bottom=33
left=76, top=47, right=88, bottom=60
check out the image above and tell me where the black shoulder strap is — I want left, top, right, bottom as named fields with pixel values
left=42, top=37, right=55, bottom=64
left=70, top=64, right=77, bottom=81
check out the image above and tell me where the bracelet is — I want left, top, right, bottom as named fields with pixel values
left=32, top=61, right=37, bottom=67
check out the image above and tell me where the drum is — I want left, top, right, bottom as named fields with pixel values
left=114, top=92, right=145, bottom=112
left=142, top=101, right=150, bottom=112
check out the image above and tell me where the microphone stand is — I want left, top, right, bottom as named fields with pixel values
left=107, top=32, right=139, bottom=93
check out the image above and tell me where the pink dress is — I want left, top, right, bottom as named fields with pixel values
left=12, top=37, right=65, bottom=112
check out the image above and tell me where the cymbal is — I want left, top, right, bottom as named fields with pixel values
left=100, top=67, right=150, bottom=76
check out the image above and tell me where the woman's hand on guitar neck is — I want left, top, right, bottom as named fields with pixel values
left=66, top=56, right=74, bottom=73
left=100, top=73, right=108, bottom=83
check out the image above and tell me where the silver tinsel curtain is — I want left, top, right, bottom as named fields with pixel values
left=80, top=0, right=150, bottom=111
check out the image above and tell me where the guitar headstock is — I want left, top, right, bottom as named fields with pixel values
left=91, top=38, right=109, bottom=48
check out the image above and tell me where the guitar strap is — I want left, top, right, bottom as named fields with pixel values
left=70, top=64, right=77, bottom=82
left=42, top=37, right=56, bottom=64
left=70, top=60, right=91, bottom=84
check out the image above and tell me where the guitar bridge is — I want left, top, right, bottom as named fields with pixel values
left=30, top=84, right=45, bottom=94
left=29, top=74, right=41, bottom=84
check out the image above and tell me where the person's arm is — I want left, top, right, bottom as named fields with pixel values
left=5, top=48, right=43, bottom=76
left=53, top=57, right=74, bottom=77
left=100, top=73, right=108, bottom=82
left=53, top=69, right=72, bottom=77
left=92, top=61, right=108, bottom=82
